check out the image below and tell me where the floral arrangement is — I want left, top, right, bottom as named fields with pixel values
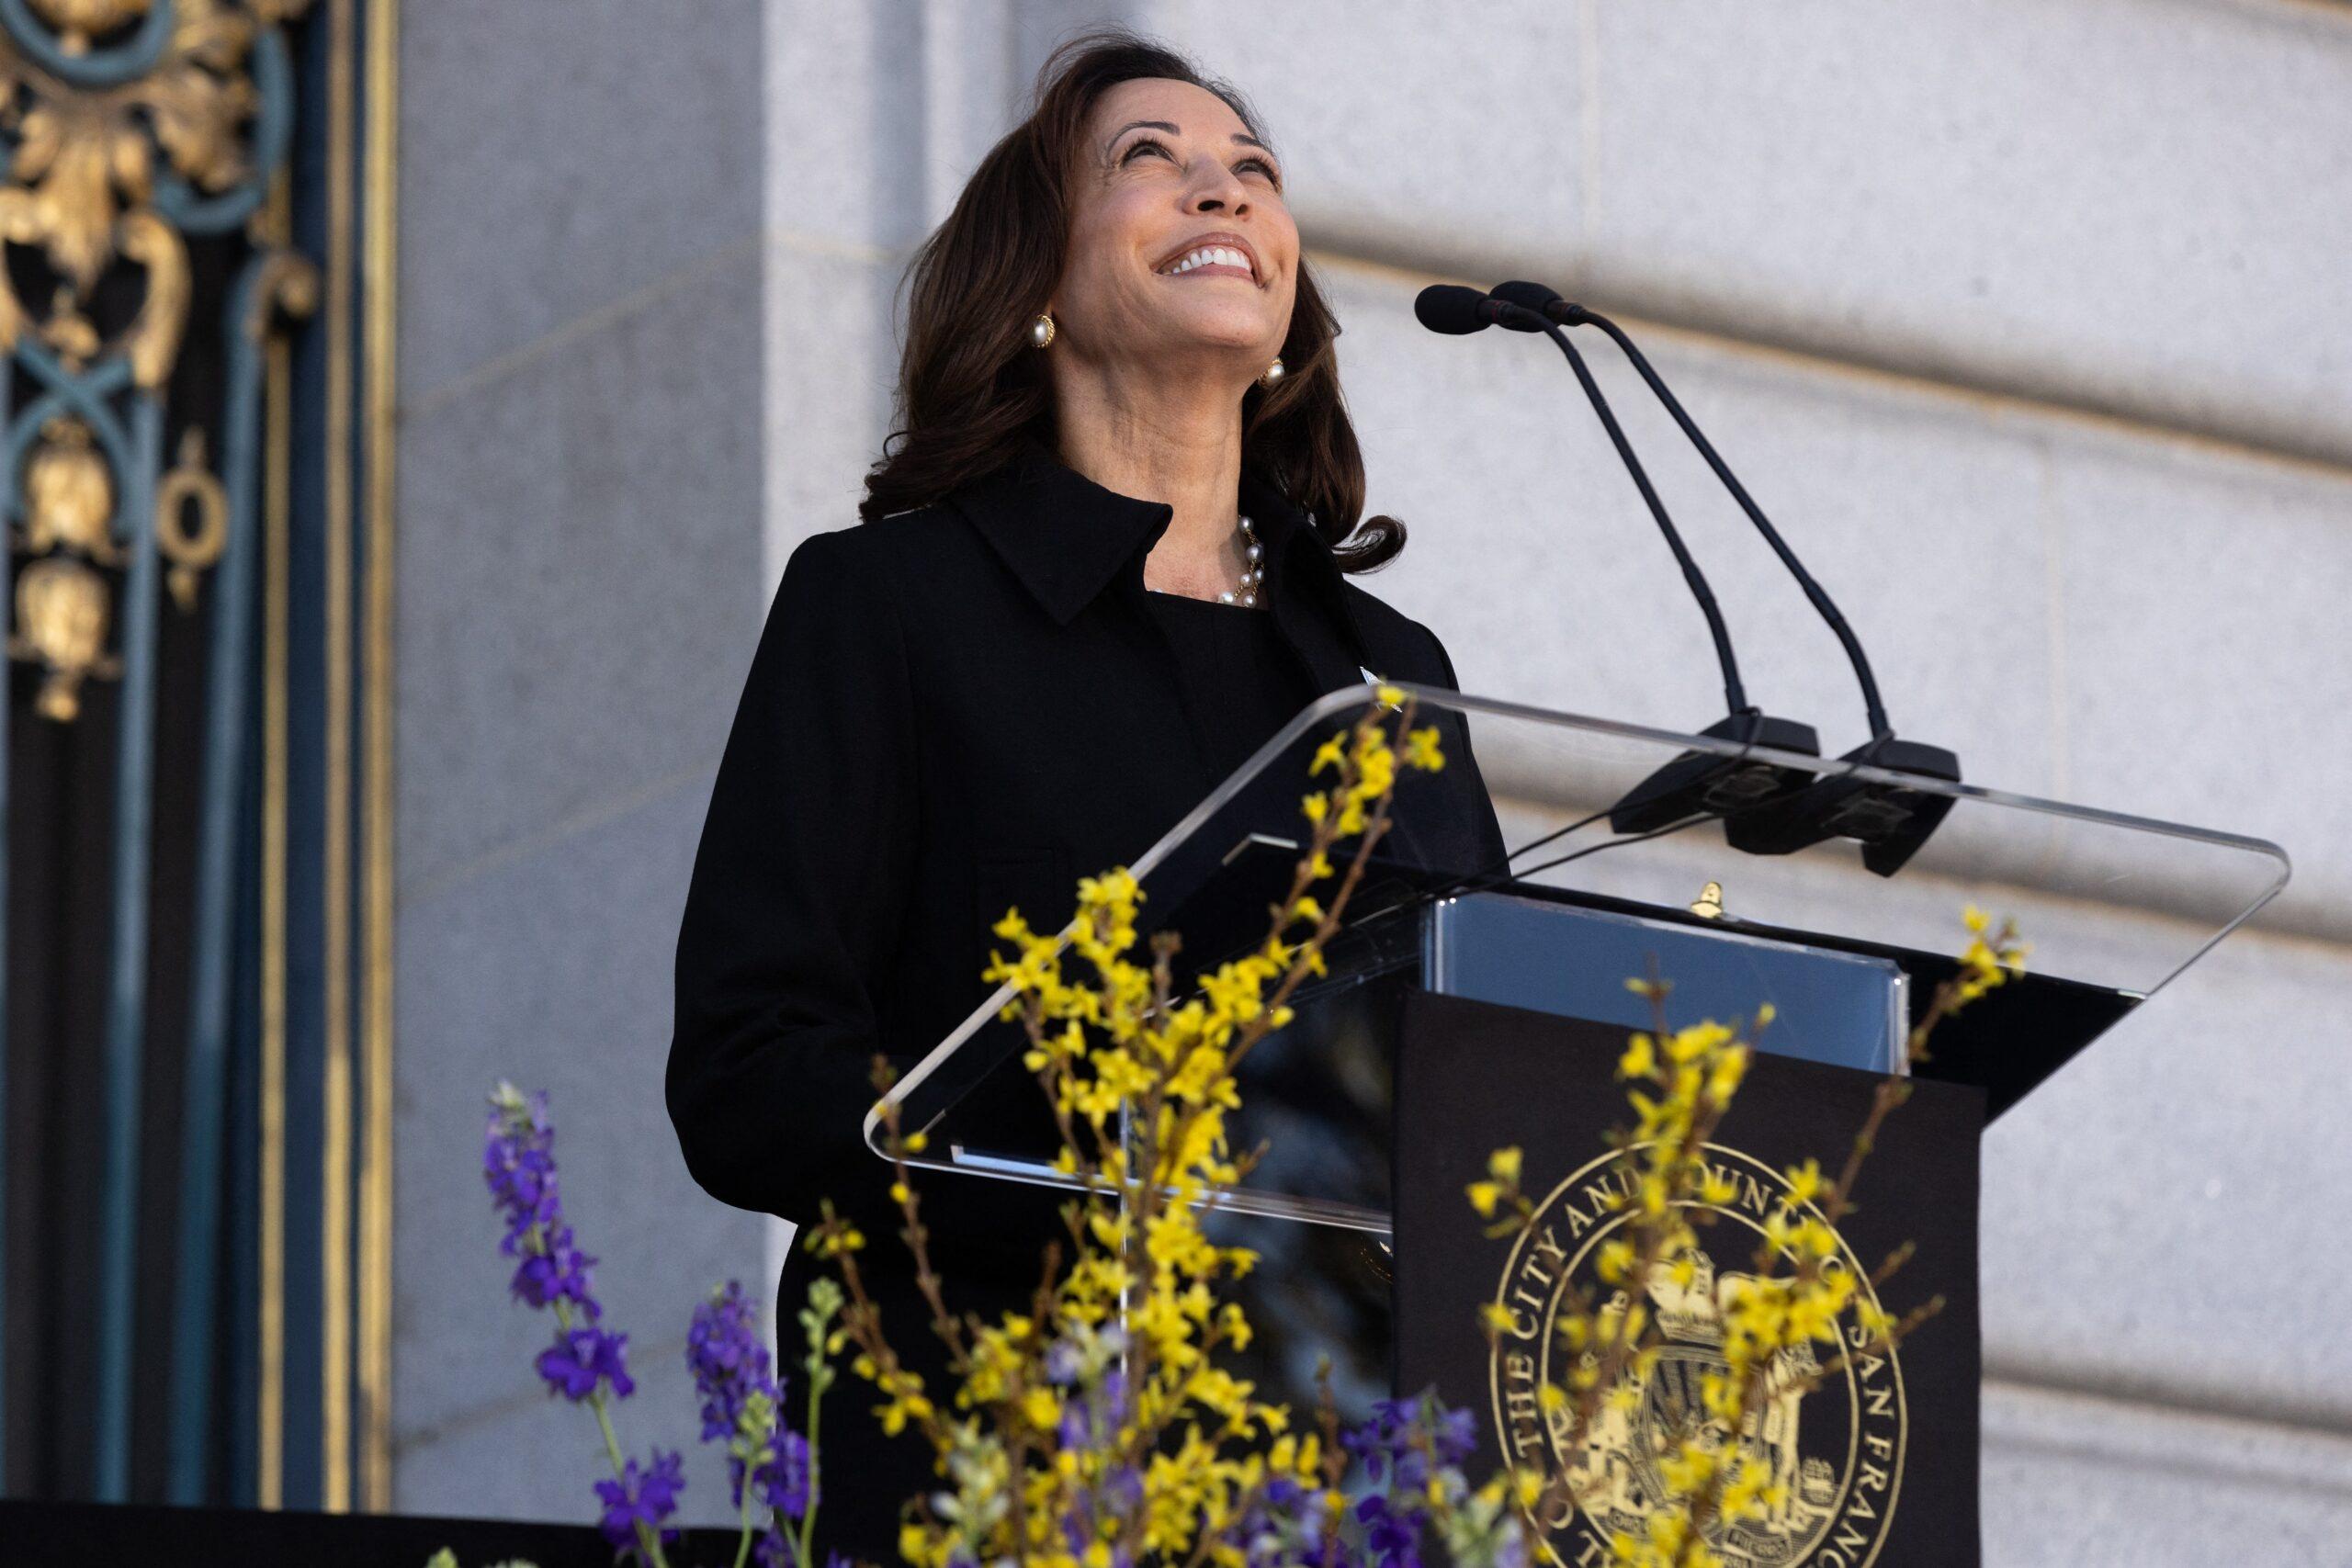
left=456, top=686, right=2024, bottom=1568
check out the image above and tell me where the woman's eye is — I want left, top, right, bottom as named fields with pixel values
left=1122, top=140, right=1278, bottom=186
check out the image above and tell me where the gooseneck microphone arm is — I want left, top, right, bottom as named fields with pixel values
left=1538, top=314, right=1757, bottom=717
left=1415, top=286, right=1752, bottom=720
left=1495, top=284, right=1893, bottom=743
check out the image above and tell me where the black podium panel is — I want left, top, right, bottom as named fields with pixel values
left=1394, top=988, right=1984, bottom=1568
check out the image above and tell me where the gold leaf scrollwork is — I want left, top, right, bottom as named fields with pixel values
left=118, top=206, right=190, bottom=386
left=0, top=0, right=303, bottom=385
left=0, top=0, right=313, bottom=720
left=155, top=423, right=226, bottom=610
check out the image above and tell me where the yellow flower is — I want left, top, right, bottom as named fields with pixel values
left=1617, top=1032, right=1657, bottom=1080
left=1781, top=1158, right=1824, bottom=1206
left=808, top=1223, right=864, bottom=1258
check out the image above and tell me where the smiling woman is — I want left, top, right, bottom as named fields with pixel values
left=858, top=30, right=1403, bottom=580
left=666, top=27, right=1505, bottom=1561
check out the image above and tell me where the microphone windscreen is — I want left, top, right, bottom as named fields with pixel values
left=1489, top=279, right=1563, bottom=319
left=1414, top=284, right=1492, bottom=335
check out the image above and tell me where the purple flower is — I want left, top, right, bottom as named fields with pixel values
left=537, top=1325, right=634, bottom=1403
left=1316, top=1392, right=1499, bottom=1568
left=688, top=1280, right=778, bottom=1442
left=510, top=1223, right=598, bottom=1313
left=1356, top=1495, right=1419, bottom=1568
left=1431, top=1405, right=1476, bottom=1470
left=1343, top=1394, right=1454, bottom=1490
left=484, top=1088, right=559, bottom=1237
left=1057, top=1398, right=1092, bottom=1451
left=684, top=1280, right=814, bottom=1528
left=759, top=1427, right=812, bottom=1518
left=1238, top=1472, right=1350, bottom=1568
left=484, top=1083, right=605, bottom=1321
left=594, top=1449, right=685, bottom=1563
left=1100, top=1463, right=1144, bottom=1517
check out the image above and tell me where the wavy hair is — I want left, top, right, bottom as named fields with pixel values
left=858, top=27, right=1405, bottom=571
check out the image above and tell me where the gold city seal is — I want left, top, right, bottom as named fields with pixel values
left=1488, top=1144, right=1906, bottom=1568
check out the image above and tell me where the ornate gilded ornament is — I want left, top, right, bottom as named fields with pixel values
left=23, top=412, right=118, bottom=558
left=154, top=423, right=225, bottom=608
left=9, top=552, right=116, bottom=717
left=26, top=0, right=155, bottom=57
left=0, top=0, right=311, bottom=719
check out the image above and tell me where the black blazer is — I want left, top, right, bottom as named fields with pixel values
left=663, top=435, right=1506, bottom=1556
left=665, top=434, right=1504, bottom=1258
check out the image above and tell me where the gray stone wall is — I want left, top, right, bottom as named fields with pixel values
left=390, top=0, right=2352, bottom=1554
left=390, top=0, right=768, bottom=1525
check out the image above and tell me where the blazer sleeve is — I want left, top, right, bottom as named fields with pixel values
left=666, top=528, right=918, bottom=1222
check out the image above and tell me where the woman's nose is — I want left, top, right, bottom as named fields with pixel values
left=1187, top=160, right=1249, bottom=215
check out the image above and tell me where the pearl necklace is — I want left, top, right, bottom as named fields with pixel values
left=1218, top=514, right=1265, bottom=607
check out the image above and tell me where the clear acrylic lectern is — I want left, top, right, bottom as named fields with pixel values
left=866, top=686, right=2289, bottom=1411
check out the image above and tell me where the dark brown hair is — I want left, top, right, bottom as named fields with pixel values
left=858, top=27, right=1405, bottom=571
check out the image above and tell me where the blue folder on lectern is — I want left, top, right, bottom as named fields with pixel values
left=1421, top=891, right=1908, bottom=1077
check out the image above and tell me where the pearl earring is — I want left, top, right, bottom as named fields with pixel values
left=1257, top=355, right=1284, bottom=388
left=1030, top=311, right=1057, bottom=348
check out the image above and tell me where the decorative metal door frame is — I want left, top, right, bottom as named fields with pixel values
left=0, top=0, right=397, bottom=1512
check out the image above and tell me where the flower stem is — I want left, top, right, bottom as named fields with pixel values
left=796, top=1357, right=824, bottom=1568
left=731, top=1455, right=756, bottom=1568
left=555, top=1298, right=671, bottom=1568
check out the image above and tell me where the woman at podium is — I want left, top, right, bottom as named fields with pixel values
left=666, top=29, right=1500, bottom=1558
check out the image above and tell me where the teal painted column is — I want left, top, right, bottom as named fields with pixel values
left=92, top=393, right=164, bottom=1503
left=168, top=250, right=316, bottom=1504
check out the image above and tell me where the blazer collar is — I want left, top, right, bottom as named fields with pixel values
left=949, top=432, right=1353, bottom=638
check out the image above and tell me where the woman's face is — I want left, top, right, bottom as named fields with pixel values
left=1053, top=76, right=1298, bottom=378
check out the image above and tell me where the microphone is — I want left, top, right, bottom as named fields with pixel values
left=1487, top=281, right=1958, bottom=875
left=1415, top=284, right=1820, bottom=837
left=1412, top=287, right=1523, bottom=335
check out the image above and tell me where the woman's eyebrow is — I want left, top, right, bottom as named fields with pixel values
left=1104, top=118, right=1181, bottom=154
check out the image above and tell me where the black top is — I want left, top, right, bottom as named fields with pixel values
left=1141, top=590, right=1323, bottom=784
left=664, top=433, right=1503, bottom=1555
